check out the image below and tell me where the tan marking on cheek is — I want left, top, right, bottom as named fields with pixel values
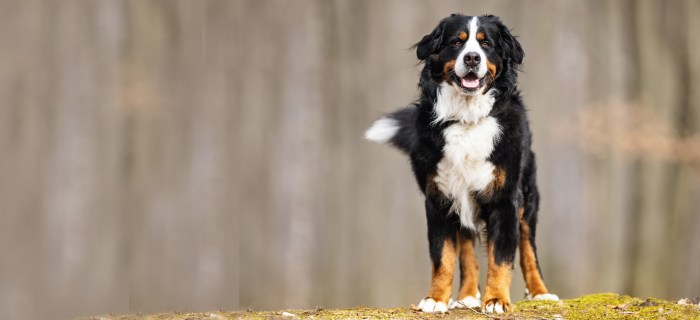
left=483, top=60, right=498, bottom=91
left=457, top=232, right=480, bottom=300
left=442, top=60, right=456, bottom=82
left=477, top=32, right=486, bottom=41
left=487, top=60, right=497, bottom=77
left=519, top=216, right=550, bottom=297
left=427, top=238, right=456, bottom=303
left=458, top=31, right=467, bottom=41
left=482, top=241, right=513, bottom=312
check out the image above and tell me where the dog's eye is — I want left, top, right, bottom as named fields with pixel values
left=481, top=41, right=490, bottom=48
left=452, top=40, right=462, bottom=47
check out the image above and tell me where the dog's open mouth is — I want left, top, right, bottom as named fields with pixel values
left=454, top=73, right=485, bottom=93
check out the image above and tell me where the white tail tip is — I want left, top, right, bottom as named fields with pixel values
left=364, top=117, right=399, bottom=144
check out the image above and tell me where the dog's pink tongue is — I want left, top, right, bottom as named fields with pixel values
left=461, top=77, right=479, bottom=88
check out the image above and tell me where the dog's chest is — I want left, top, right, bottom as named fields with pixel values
left=434, top=117, right=501, bottom=229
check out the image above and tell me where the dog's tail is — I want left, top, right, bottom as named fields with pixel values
left=364, top=105, right=418, bottom=154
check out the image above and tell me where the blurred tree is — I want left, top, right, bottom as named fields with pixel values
left=0, top=1, right=698, bottom=319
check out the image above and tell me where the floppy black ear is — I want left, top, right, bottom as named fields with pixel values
left=496, top=20, right=524, bottom=65
left=414, top=23, right=444, bottom=60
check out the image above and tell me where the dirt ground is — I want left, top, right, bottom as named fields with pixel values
left=82, top=293, right=700, bottom=320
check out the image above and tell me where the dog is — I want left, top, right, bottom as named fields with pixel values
left=364, top=14, right=558, bottom=314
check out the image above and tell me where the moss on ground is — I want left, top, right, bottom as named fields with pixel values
left=83, top=293, right=700, bottom=319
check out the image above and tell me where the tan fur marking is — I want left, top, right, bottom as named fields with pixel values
left=476, top=32, right=486, bottom=41
left=482, top=242, right=512, bottom=312
left=481, top=60, right=498, bottom=92
left=519, top=215, right=550, bottom=297
left=457, top=232, right=479, bottom=299
left=487, top=60, right=497, bottom=78
left=458, top=31, right=467, bottom=41
left=443, top=60, right=456, bottom=81
left=495, top=167, right=506, bottom=188
left=481, top=166, right=506, bottom=199
left=425, top=174, right=447, bottom=201
left=428, top=238, right=456, bottom=303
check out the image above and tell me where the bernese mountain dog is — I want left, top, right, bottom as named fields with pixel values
left=365, top=14, right=558, bottom=314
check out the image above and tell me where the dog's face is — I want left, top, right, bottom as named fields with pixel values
left=415, top=14, right=523, bottom=96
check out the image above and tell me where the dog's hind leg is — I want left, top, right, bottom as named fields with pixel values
left=519, top=207, right=558, bottom=301
left=519, top=152, right=558, bottom=301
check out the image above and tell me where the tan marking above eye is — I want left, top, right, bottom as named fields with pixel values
left=458, top=32, right=467, bottom=41
left=476, top=32, right=486, bottom=41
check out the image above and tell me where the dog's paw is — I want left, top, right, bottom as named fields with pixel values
left=482, top=300, right=505, bottom=314
left=481, top=297, right=511, bottom=314
left=417, top=297, right=448, bottom=313
left=531, top=293, right=559, bottom=301
left=449, top=293, right=481, bottom=309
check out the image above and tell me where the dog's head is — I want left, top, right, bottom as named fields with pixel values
left=415, top=14, right=523, bottom=97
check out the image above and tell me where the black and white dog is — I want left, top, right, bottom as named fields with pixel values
left=365, top=14, right=558, bottom=314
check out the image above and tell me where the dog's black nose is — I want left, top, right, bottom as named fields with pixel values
left=464, top=52, right=480, bottom=66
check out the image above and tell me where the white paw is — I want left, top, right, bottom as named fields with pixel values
left=532, top=293, right=559, bottom=301
left=417, top=298, right=448, bottom=313
left=449, top=293, right=481, bottom=309
left=483, top=300, right=505, bottom=314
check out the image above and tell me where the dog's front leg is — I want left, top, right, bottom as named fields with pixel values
left=416, top=197, right=457, bottom=313
left=482, top=201, right=519, bottom=313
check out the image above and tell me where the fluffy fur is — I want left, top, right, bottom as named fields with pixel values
left=365, top=14, right=557, bottom=314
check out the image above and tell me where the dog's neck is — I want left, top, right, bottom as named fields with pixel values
left=433, top=83, right=496, bottom=125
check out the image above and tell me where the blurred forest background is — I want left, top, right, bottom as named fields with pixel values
left=1, top=0, right=699, bottom=319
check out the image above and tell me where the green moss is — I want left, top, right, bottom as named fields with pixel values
left=81, top=294, right=700, bottom=320
left=515, top=293, right=700, bottom=320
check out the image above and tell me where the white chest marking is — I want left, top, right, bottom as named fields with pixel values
left=433, top=85, right=500, bottom=230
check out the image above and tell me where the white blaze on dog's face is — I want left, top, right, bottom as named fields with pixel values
left=454, top=17, right=488, bottom=95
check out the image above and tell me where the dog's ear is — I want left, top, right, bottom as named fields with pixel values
left=413, top=21, right=445, bottom=60
left=495, top=18, right=524, bottom=66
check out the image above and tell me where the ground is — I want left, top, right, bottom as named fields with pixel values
left=84, top=293, right=700, bottom=320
